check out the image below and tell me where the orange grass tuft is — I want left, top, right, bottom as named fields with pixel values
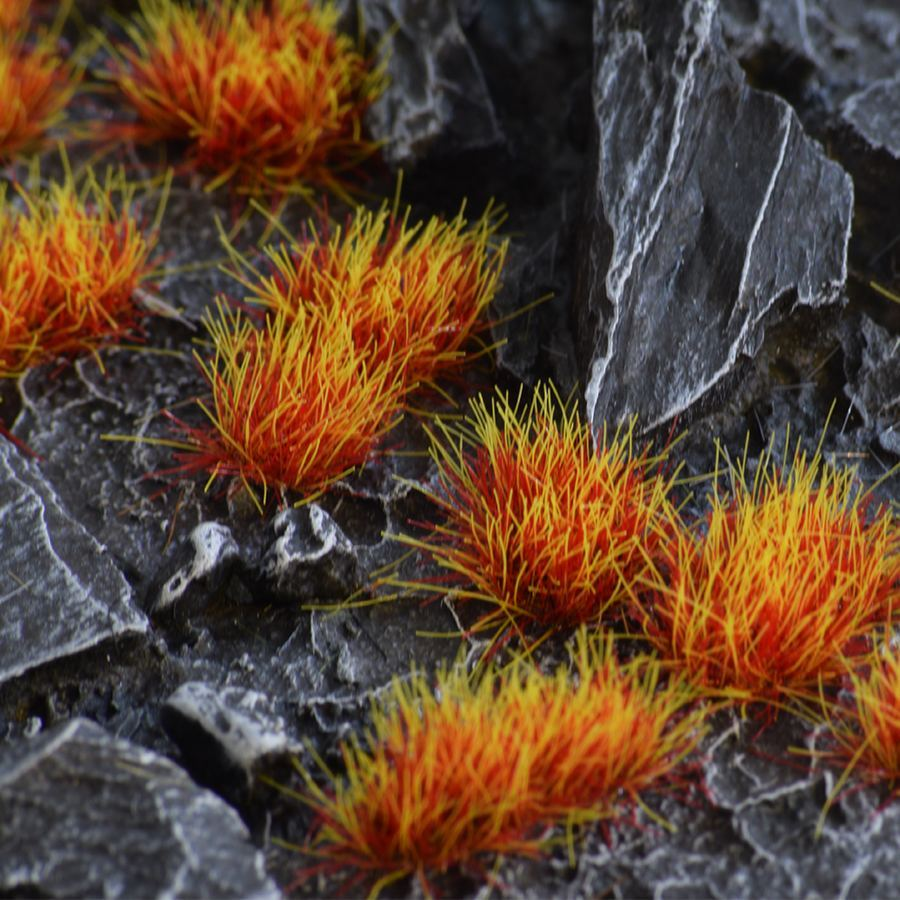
left=291, top=629, right=704, bottom=894
left=0, top=169, right=161, bottom=376
left=637, top=440, right=900, bottom=704
left=384, top=383, right=678, bottom=645
left=0, top=0, right=32, bottom=33
left=99, top=0, right=383, bottom=195
left=0, top=28, right=79, bottom=160
left=823, top=649, right=900, bottom=789
left=230, top=201, right=507, bottom=388
left=164, top=302, right=406, bottom=506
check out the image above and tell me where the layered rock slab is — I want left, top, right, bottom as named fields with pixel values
left=0, top=440, right=146, bottom=687
left=363, top=0, right=502, bottom=167
left=576, top=0, right=853, bottom=431
left=0, top=719, right=278, bottom=899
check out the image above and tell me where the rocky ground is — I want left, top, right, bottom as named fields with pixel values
left=1, top=0, right=899, bottom=897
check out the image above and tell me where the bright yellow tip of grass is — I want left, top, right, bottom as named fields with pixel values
left=0, top=25, right=78, bottom=160
left=384, top=382, right=678, bottom=646
left=166, top=302, right=406, bottom=507
left=100, top=0, right=384, bottom=196
left=638, top=439, right=900, bottom=705
left=290, top=629, right=704, bottom=896
left=230, top=200, right=508, bottom=389
left=0, top=169, right=161, bottom=376
left=825, top=649, right=900, bottom=792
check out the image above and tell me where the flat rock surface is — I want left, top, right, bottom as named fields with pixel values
left=575, top=0, right=853, bottom=431
left=162, top=682, right=297, bottom=791
left=842, top=76, right=900, bottom=159
left=364, top=0, right=501, bottom=167
left=0, top=718, right=279, bottom=899
left=720, top=0, right=900, bottom=107
left=0, top=439, right=146, bottom=687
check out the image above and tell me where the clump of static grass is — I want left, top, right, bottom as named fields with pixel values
left=161, top=301, right=407, bottom=509
left=227, top=199, right=508, bottom=391
left=383, top=382, right=679, bottom=649
left=0, top=0, right=32, bottom=33
left=636, top=436, right=900, bottom=707
left=0, top=11, right=79, bottom=160
left=0, top=167, right=163, bottom=376
left=97, top=0, right=384, bottom=196
left=817, top=648, right=900, bottom=829
left=285, top=628, right=705, bottom=896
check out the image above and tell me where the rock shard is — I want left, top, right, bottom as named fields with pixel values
left=576, top=0, right=853, bottom=432
left=152, top=521, right=241, bottom=615
left=0, top=440, right=146, bottom=687
left=363, top=0, right=502, bottom=167
left=261, top=504, right=361, bottom=603
left=0, top=718, right=279, bottom=899
left=162, top=682, right=297, bottom=791
left=841, top=76, right=900, bottom=160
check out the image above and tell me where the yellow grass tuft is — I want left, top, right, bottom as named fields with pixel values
left=637, top=439, right=900, bottom=704
left=822, top=649, right=900, bottom=795
left=164, top=302, right=406, bottom=506
left=383, top=383, right=678, bottom=646
left=0, top=0, right=32, bottom=34
left=290, top=628, right=704, bottom=895
left=230, top=201, right=507, bottom=389
left=0, top=168, right=161, bottom=376
left=99, top=0, right=383, bottom=195
left=0, top=24, right=78, bottom=160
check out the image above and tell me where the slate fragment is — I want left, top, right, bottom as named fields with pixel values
left=152, top=521, right=242, bottom=615
left=10, top=330, right=211, bottom=595
left=363, top=0, right=502, bottom=167
left=841, top=76, right=900, bottom=160
left=162, top=682, right=297, bottom=791
left=0, top=718, right=279, bottom=899
left=260, top=504, right=362, bottom=604
left=720, top=0, right=900, bottom=109
left=0, top=440, right=146, bottom=688
left=843, top=315, right=900, bottom=457
left=575, top=0, right=853, bottom=431
left=720, top=1, right=900, bottom=296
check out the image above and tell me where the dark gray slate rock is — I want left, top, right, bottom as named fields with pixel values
left=842, top=76, right=900, bottom=159
left=575, top=0, right=853, bottom=431
left=162, top=682, right=297, bottom=790
left=152, top=521, right=241, bottom=615
left=0, top=440, right=146, bottom=687
left=11, top=333, right=213, bottom=594
left=261, top=504, right=361, bottom=603
left=364, top=0, right=502, bottom=167
left=720, top=0, right=900, bottom=106
left=844, top=315, right=900, bottom=457
left=0, top=718, right=279, bottom=899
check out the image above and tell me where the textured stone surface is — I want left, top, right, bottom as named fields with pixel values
left=162, top=682, right=296, bottom=790
left=720, top=0, right=900, bottom=107
left=10, top=331, right=212, bottom=592
left=0, top=440, right=146, bottom=687
left=261, top=504, right=361, bottom=603
left=842, top=76, right=900, bottom=159
left=575, top=0, right=853, bottom=431
left=0, top=718, right=279, bottom=899
left=153, top=521, right=241, bottom=615
left=720, top=0, right=900, bottom=300
left=364, top=0, right=502, bottom=167
left=844, top=315, right=900, bottom=457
